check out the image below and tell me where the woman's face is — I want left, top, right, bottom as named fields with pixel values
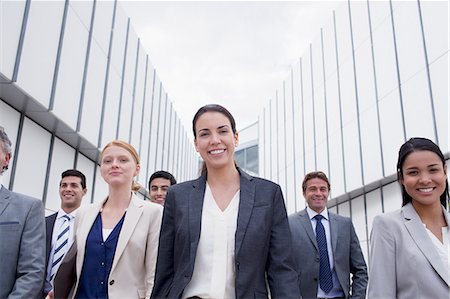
left=100, top=145, right=140, bottom=187
left=401, top=150, right=447, bottom=207
left=194, top=111, right=238, bottom=171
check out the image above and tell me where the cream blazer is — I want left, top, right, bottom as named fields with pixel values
left=70, top=194, right=163, bottom=299
left=368, top=203, right=450, bottom=298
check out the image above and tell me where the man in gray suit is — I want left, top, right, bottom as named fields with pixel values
left=289, top=171, right=367, bottom=299
left=0, top=127, right=46, bottom=299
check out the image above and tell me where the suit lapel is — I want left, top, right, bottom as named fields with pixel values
left=298, top=209, right=318, bottom=252
left=235, top=170, right=255, bottom=255
left=110, top=195, right=143, bottom=273
left=0, top=187, right=10, bottom=217
left=189, top=176, right=206, bottom=263
left=329, top=212, right=339, bottom=254
left=76, top=200, right=103, bottom=278
left=403, top=203, right=449, bottom=286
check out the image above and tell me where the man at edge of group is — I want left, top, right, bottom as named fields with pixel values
left=289, top=171, right=367, bottom=299
left=0, top=126, right=46, bottom=299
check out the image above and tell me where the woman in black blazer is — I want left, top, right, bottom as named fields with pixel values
left=151, top=104, right=299, bottom=299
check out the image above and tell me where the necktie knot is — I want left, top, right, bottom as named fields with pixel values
left=314, top=214, right=324, bottom=222
left=61, top=214, right=71, bottom=222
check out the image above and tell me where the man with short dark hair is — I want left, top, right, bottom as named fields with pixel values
left=148, top=170, right=176, bottom=205
left=289, top=171, right=368, bottom=299
left=0, top=127, right=46, bottom=299
left=43, top=169, right=87, bottom=296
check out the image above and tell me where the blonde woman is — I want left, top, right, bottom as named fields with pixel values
left=51, top=140, right=162, bottom=299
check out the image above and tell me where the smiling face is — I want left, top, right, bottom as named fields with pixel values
left=400, top=150, right=447, bottom=209
left=100, top=145, right=140, bottom=188
left=149, top=177, right=171, bottom=205
left=304, top=177, right=329, bottom=213
left=194, top=111, right=238, bottom=171
left=59, top=176, right=86, bottom=212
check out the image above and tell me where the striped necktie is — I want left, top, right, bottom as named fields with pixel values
left=50, top=214, right=72, bottom=282
left=314, top=214, right=333, bottom=293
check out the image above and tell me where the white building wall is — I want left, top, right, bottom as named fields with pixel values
left=258, top=0, right=449, bottom=259
left=0, top=1, right=198, bottom=214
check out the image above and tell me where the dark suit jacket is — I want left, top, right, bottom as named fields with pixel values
left=42, top=213, right=57, bottom=296
left=289, top=209, right=367, bottom=299
left=151, top=169, right=300, bottom=299
left=45, top=213, right=57, bottom=269
left=0, top=186, right=46, bottom=299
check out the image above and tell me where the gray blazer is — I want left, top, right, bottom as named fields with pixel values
left=151, top=169, right=300, bottom=299
left=289, top=209, right=367, bottom=299
left=368, top=203, right=450, bottom=298
left=0, top=186, right=46, bottom=299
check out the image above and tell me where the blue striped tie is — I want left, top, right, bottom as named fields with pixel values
left=50, top=214, right=71, bottom=283
left=314, top=214, right=333, bottom=293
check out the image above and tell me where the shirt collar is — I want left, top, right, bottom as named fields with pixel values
left=56, top=208, right=77, bottom=220
left=306, top=206, right=329, bottom=221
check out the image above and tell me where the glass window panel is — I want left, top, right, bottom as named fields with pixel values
left=13, top=119, right=51, bottom=199
left=337, top=200, right=350, bottom=218
left=378, top=93, right=405, bottom=176
left=382, top=181, right=402, bottom=213
left=351, top=195, right=367, bottom=244
left=17, top=1, right=65, bottom=108
left=130, top=45, right=147, bottom=149
left=0, top=101, right=20, bottom=187
left=393, top=2, right=426, bottom=86
left=68, top=1, right=93, bottom=29
left=366, top=189, right=382, bottom=248
left=79, top=43, right=108, bottom=145
left=429, top=55, right=449, bottom=152
left=0, top=1, right=26, bottom=80
left=117, top=90, right=133, bottom=141
left=420, top=1, right=448, bottom=64
left=53, top=5, right=89, bottom=130
left=75, top=152, right=96, bottom=206
left=93, top=165, right=108, bottom=204
left=123, top=29, right=138, bottom=94
left=109, top=5, right=128, bottom=77
left=402, top=73, right=435, bottom=139
left=101, top=71, right=121, bottom=146
left=45, top=138, right=75, bottom=212
left=91, top=1, right=114, bottom=55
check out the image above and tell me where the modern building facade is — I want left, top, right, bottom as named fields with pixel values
left=258, top=0, right=449, bottom=260
left=0, top=1, right=198, bottom=213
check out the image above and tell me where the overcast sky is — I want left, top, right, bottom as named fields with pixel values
left=119, top=1, right=342, bottom=131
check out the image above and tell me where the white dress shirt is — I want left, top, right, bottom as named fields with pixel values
left=182, top=183, right=240, bottom=299
left=306, top=207, right=345, bottom=298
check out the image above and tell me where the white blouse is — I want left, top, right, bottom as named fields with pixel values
left=182, top=183, right=240, bottom=299
left=425, top=226, right=450, bottom=276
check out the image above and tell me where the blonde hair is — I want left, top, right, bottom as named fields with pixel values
left=101, top=140, right=142, bottom=192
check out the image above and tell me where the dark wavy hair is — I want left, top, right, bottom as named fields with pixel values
left=397, top=137, right=448, bottom=207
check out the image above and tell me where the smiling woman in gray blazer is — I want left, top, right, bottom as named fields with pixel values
left=151, top=104, right=299, bottom=299
left=368, top=137, right=450, bottom=298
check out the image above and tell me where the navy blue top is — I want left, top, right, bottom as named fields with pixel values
left=75, top=212, right=126, bottom=299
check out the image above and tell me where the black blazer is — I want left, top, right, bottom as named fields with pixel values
left=151, top=169, right=300, bottom=299
left=45, top=213, right=57, bottom=268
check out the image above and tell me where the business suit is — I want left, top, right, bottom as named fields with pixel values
left=368, top=203, right=450, bottom=298
left=65, top=194, right=163, bottom=299
left=289, top=209, right=367, bottom=299
left=0, top=186, right=46, bottom=299
left=45, top=213, right=57, bottom=269
left=151, top=169, right=300, bottom=299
